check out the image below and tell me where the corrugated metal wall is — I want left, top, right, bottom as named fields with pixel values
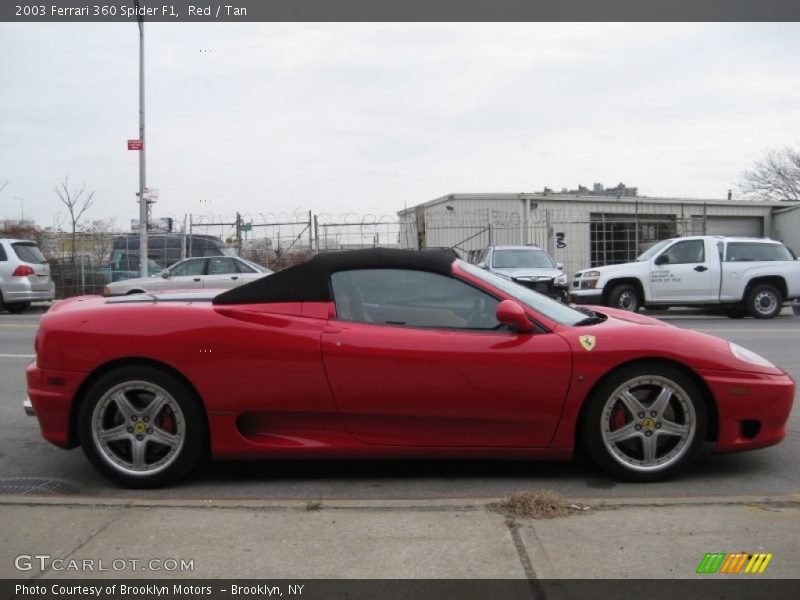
left=399, top=194, right=778, bottom=277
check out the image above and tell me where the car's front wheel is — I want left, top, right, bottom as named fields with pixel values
left=607, top=284, right=640, bottom=312
left=78, top=366, right=206, bottom=488
left=583, top=363, right=707, bottom=482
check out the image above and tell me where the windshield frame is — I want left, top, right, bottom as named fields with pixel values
left=456, top=260, right=588, bottom=327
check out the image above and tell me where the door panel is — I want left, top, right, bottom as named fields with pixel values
left=321, top=322, right=572, bottom=447
left=649, top=239, right=715, bottom=301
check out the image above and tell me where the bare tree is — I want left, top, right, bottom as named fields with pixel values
left=54, top=173, right=95, bottom=265
left=80, top=216, right=119, bottom=266
left=739, top=145, right=800, bottom=202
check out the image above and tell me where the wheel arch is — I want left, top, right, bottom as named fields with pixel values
left=574, top=357, right=719, bottom=453
left=742, top=276, right=787, bottom=302
left=68, top=357, right=209, bottom=448
left=602, top=278, right=646, bottom=305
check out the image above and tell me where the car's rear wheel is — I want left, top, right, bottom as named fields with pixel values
left=583, top=363, right=707, bottom=482
left=746, top=284, right=782, bottom=319
left=607, top=284, right=640, bottom=312
left=78, top=366, right=205, bottom=488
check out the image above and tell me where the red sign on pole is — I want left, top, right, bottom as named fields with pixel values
left=127, top=139, right=143, bottom=150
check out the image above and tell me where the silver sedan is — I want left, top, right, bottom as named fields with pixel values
left=102, top=256, right=272, bottom=296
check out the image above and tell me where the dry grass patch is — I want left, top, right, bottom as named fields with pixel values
left=492, top=490, right=585, bottom=519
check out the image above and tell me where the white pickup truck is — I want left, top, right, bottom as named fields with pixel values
left=571, top=236, right=800, bottom=318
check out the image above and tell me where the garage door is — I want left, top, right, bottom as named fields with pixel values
left=705, top=216, right=764, bottom=237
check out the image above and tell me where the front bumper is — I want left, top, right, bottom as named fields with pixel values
left=570, top=290, right=603, bottom=305
left=699, top=369, right=795, bottom=453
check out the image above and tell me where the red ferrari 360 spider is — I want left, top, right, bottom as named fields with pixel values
left=26, top=249, right=793, bottom=487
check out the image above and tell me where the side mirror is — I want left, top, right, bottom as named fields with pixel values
left=556, top=262, right=564, bottom=270
left=654, top=254, right=669, bottom=266
left=477, top=262, right=488, bottom=269
left=496, top=299, right=535, bottom=333
left=160, top=269, right=170, bottom=279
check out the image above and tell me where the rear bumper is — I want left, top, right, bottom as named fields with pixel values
left=26, top=362, right=87, bottom=449
left=699, top=369, right=795, bottom=453
left=3, top=287, right=55, bottom=302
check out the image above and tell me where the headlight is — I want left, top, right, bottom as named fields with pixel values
left=583, top=270, right=601, bottom=278
left=102, top=287, right=111, bottom=297
left=495, top=273, right=512, bottom=281
left=555, top=274, right=568, bottom=286
left=729, top=342, right=776, bottom=368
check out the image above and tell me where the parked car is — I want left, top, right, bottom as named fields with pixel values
left=0, top=238, right=55, bottom=313
left=474, top=245, right=568, bottom=302
left=571, top=236, right=800, bottom=318
left=109, top=233, right=234, bottom=271
left=102, top=256, right=272, bottom=296
left=100, top=251, right=162, bottom=282
left=26, top=248, right=793, bottom=487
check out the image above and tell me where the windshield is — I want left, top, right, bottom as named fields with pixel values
left=458, top=261, right=587, bottom=326
left=493, top=248, right=555, bottom=269
left=636, top=239, right=672, bottom=262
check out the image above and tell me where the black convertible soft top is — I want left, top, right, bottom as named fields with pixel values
left=213, top=247, right=458, bottom=305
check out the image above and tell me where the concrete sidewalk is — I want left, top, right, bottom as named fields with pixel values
left=1, top=494, right=798, bottom=580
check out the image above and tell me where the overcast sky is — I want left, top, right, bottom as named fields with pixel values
left=1, top=22, right=798, bottom=229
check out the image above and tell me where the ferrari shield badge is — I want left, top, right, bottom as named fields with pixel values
left=579, top=335, right=596, bottom=351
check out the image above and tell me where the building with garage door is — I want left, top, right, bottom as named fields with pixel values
left=398, top=192, right=798, bottom=278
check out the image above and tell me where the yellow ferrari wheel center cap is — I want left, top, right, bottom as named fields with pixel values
left=643, top=418, right=655, bottom=430
left=134, top=422, right=146, bottom=434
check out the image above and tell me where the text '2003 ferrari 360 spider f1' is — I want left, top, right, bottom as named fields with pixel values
left=26, top=248, right=794, bottom=487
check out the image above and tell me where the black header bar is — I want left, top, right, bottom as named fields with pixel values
left=3, top=0, right=800, bottom=23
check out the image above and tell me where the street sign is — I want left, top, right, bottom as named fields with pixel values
left=128, top=139, right=143, bottom=150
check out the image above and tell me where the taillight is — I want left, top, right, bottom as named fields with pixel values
left=12, top=265, right=35, bottom=277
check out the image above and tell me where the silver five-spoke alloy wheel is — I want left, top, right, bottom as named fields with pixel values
left=584, top=363, right=706, bottom=481
left=600, top=375, right=695, bottom=473
left=80, top=366, right=204, bottom=487
left=92, top=381, right=185, bottom=476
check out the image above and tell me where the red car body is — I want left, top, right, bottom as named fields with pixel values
left=26, top=250, right=794, bottom=484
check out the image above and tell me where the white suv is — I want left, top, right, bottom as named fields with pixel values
left=0, top=238, right=55, bottom=313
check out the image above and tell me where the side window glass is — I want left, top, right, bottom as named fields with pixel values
left=235, top=260, right=256, bottom=273
left=0, top=244, right=7, bottom=261
left=661, top=240, right=705, bottom=265
left=331, top=269, right=501, bottom=330
left=170, top=259, right=205, bottom=277
left=208, top=258, right=235, bottom=275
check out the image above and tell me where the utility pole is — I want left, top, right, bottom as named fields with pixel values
left=135, top=0, right=149, bottom=278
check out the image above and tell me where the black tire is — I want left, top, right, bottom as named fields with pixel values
left=746, top=284, right=782, bottom=319
left=607, top=284, right=641, bottom=313
left=78, top=365, right=206, bottom=488
left=583, top=363, right=707, bottom=482
left=722, top=305, right=747, bottom=319
left=5, top=302, right=31, bottom=314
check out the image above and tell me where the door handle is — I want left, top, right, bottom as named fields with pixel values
left=694, top=266, right=708, bottom=272
left=231, top=276, right=238, bottom=280
left=193, top=277, right=201, bottom=281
